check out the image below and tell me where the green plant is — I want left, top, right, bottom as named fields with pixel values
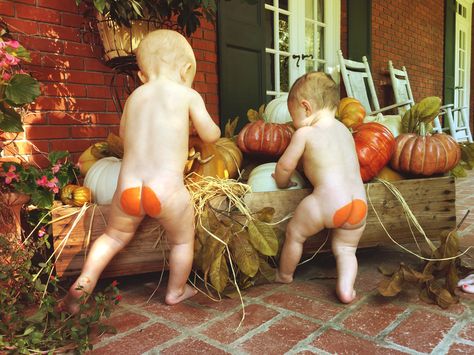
left=0, top=31, right=40, bottom=135
left=76, top=0, right=217, bottom=36
left=0, top=151, right=78, bottom=209
left=0, top=228, right=121, bottom=353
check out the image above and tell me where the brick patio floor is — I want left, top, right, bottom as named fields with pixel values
left=87, top=172, right=474, bottom=355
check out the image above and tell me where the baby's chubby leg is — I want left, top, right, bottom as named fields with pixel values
left=331, top=225, right=364, bottom=304
left=63, top=195, right=144, bottom=314
left=158, top=187, right=197, bottom=305
left=276, top=194, right=324, bottom=283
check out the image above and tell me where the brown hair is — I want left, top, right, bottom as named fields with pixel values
left=136, top=29, right=196, bottom=76
left=288, top=71, right=339, bottom=111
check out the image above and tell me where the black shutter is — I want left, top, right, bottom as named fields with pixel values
left=218, top=0, right=266, bottom=131
left=347, top=0, right=372, bottom=62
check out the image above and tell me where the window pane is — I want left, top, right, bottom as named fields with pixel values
left=279, top=0, right=288, bottom=11
left=279, top=13, right=289, bottom=52
left=317, top=26, right=324, bottom=59
left=265, top=10, right=274, bottom=49
left=305, top=0, right=314, bottom=19
left=305, top=59, right=315, bottom=73
left=317, top=0, right=324, bottom=22
left=266, top=53, right=275, bottom=92
left=280, top=55, right=289, bottom=92
left=265, top=0, right=274, bottom=5
left=305, top=21, right=314, bottom=55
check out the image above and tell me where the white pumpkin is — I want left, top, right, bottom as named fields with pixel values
left=248, top=162, right=306, bottom=192
left=84, top=157, right=121, bottom=205
left=363, top=114, right=402, bottom=137
left=264, top=95, right=292, bottom=123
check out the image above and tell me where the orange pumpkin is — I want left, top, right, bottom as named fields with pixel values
left=60, top=184, right=92, bottom=207
left=337, top=97, right=366, bottom=128
left=390, top=133, right=461, bottom=176
left=352, top=122, right=396, bottom=182
left=237, top=120, right=293, bottom=157
left=186, top=137, right=243, bottom=179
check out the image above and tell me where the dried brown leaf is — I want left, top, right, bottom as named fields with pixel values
left=248, top=221, right=278, bottom=256
left=229, top=231, right=259, bottom=277
left=247, top=109, right=259, bottom=122
left=224, top=116, right=239, bottom=138
left=107, top=133, right=124, bottom=158
left=378, top=264, right=397, bottom=276
left=201, top=224, right=231, bottom=273
left=209, top=254, right=229, bottom=293
left=378, top=269, right=404, bottom=297
left=254, top=207, right=275, bottom=223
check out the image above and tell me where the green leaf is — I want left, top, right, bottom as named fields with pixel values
left=247, top=221, right=278, bottom=256
left=26, top=308, right=47, bottom=324
left=93, top=0, right=106, bottom=13
left=48, top=150, right=69, bottom=165
left=0, top=109, right=23, bottom=132
left=5, top=74, right=41, bottom=106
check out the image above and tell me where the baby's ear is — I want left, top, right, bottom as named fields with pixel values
left=301, top=99, right=313, bottom=116
left=180, top=62, right=193, bottom=82
left=138, top=71, right=147, bottom=84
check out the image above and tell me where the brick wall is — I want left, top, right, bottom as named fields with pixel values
left=1, top=0, right=218, bottom=166
left=371, top=0, right=445, bottom=109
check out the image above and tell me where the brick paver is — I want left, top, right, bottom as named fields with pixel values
left=88, top=172, right=474, bottom=354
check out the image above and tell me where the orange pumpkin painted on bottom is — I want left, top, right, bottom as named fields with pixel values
left=333, top=199, right=367, bottom=227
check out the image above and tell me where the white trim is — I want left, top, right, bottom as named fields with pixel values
left=325, top=0, right=341, bottom=82
left=455, top=0, right=472, bottom=119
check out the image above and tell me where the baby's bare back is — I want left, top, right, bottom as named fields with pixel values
left=120, top=79, right=191, bottom=180
left=303, top=118, right=365, bottom=200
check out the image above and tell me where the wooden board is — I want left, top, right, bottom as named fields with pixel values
left=52, top=176, right=456, bottom=278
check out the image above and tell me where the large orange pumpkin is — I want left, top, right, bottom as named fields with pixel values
left=337, top=97, right=366, bottom=128
left=352, top=122, right=396, bottom=182
left=237, top=120, right=293, bottom=157
left=186, top=137, right=243, bottom=179
left=390, top=133, right=461, bottom=176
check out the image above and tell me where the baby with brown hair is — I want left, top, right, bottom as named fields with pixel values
left=64, top=29, right=221, bottom=313
left=274, top=71, right=367, bottom=303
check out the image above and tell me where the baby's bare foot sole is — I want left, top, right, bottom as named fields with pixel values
left=275, top=271, right=293, bottom=284
left=337, top=289, right=356, bottom=304
left=165, top=284, right=197, bottom=305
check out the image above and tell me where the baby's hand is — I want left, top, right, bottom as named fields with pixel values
left=271, top=173, right=297, bottom=188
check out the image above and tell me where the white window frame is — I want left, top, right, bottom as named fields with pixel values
left=265, top=0, right=340, bottom=98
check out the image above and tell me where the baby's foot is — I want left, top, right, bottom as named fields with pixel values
left=458, top=274, right=474, bottom=294
left=61, top=276, right=92, bottom=314
left=165, top=284, right=197, bottom=305
left=336, top=288, right=356, bottom=304
left=275, top=269, right=293, bottom=284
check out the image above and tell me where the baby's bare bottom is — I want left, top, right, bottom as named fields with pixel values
left=276, top=194, right=365, bottom=304
left=63, top=186, right=196, bottom=314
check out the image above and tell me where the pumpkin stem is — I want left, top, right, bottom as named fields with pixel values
left=192, top=152, right=215, bottom=164
left=419, top=122, right=427, bottom=136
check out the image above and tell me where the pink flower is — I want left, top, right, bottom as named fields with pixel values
left=38, top=227, right=46, bottom=238
left=51, top=162, right=62, bottom=174
left=2, top=72, right=11, bottom=81
left=111, top=280, right=119, bottom=287
left=5, top=40, right=20, bottom=49
left=46, top=176, right=59, bottom=193
left=36, top=175, right=49, bottom=187
left=3, top=165, right=19, bottom=184
left=4, top=53, right=19, bottom=66
left=114, top=295, right=122, bottom=303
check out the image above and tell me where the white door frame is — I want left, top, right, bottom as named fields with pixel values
left=454, top=0, right=473, bottom=118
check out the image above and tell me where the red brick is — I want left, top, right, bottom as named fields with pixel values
left=161, top=337, right=228, bottom=355
left=285, top=280, right=338, bottom=302
left=60, top=13, right=86, bottom=28
left=68, top=71, right=105, bottom=85
left=22, top=111, right=47, bottom=125
left=142, top=300, right=214, bottom=327
left=72, top=98, right=107, bottom=112
left=16, top=4, right=61, bottom=24
left=242, top=316, right=320, bottom=353
left=312, top=329, right=405, bottom=355
left=203, top=304, right=279, bottom=344
left=86, top=86, right=112, bottom=99
left=29, top=153, right=51, bottom=168
left=92, top=311, right=149, bottom=343
left=89, top=322, right=179, bottom=355
left=19, top=36, right=64, bottom=54
left=5, top=17, right=38, bottom=34
left=448, top=343, right=474, bottom=354
left=84, top=58, right=111, bottom=72
left=50, top=138, right=94, bottom=153
left=0, top=1, right=14, bottom=16
left=38, top=0, right=79, bottom=13
left=342, top=300, right=406, bottom=336
left=42, top=83, right=87, bottom=97
left=387, top=310, right=457, bottom=353
left=48, top=111, right=94, bottom=125
left=64, top=42, right=97, bottom=57
left=25, top=126, right=70, bottom=140
left=31, top=97, right=68, bottom=111
left=263, top=291, right=342, bottom=322
left=190, top=292, right=241, bottom=312
left=95, top=113, right=120, bottom=125
left=459, top=322, right=474, bottom=342
left=42, top=54, right=84, bottom=70
left=14, top=140, right=49, bottom=155
left=38, top=23, right=81, bottom=42
left=71, top=126, right=108, bottom=138
left=29, top=67, right=68, bottom=82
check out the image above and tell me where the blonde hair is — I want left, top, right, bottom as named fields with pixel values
left=136, top=29, right=196, bottom=76
left=288, top=71, right=339, bottom=111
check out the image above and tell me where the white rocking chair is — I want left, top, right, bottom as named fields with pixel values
left=388, top=60, right=473, bottom=142
left=337, top=50, right=410, bottom=120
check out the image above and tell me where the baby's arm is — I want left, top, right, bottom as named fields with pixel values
left=274, top=128, right=307, bottom=188
left=189, top=91, right=221, bottom=143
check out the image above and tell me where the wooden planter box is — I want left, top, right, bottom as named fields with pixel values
left=52, top=176, right=456, bottom=278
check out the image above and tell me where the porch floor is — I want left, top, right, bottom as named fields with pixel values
left=87, top=172, right=474, bottom=355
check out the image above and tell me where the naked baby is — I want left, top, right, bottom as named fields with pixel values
left=274, top=72, right=367, bottom=303
left=63, top=29, right=221, bottom=313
